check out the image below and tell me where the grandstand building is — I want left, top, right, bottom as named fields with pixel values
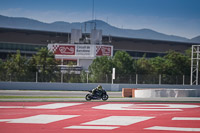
left=0, top=27, right=198, bottom=70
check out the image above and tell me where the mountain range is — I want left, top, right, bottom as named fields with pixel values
left=0, top=14, right=199, bottom=43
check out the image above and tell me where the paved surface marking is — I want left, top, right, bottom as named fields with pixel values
left=0, top=106, right=24, bottom=108
left=0, top=102, right=200, bottom=133
left=82, top=116, right=154, bottom=126
left=26, top=103, right=83, bottom=109
left=146, top=126, right=200, bottom=132
left=66, top=125, right=119, bottom=130
left=172, top=117, right=200, bottom=120
left=0, top=103, right=83, bottom=109
left=7, top=115, right=79, bottom=124
left=0, top=119, right=12, bottom=122
left=92, top=103, right=191, bottom=111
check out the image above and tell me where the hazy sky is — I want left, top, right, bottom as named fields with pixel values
left=0, top=0, right=200, bottom=38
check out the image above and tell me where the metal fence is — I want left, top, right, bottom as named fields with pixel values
left=0, top=72, right=191, bottom=85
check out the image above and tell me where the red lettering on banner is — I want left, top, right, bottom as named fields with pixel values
left=54, top=46, right=75, bottom=55
left=96, top=46, right=111, bottom=56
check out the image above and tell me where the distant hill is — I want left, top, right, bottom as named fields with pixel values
left=191, top=36, right=200, bottom=43
left=0, top=14, right=199, bottom=43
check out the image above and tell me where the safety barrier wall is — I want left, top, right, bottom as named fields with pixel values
left=134, top=89, right=200, bottom=98
left=1, top=82, right=200, bottom=91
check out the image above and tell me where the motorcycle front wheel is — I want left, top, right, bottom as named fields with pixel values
left=85, top=94, right=92, bottom=101
left=102, top=94, right=109, bottom=101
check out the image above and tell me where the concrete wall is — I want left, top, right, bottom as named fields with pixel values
left=135, top=89, right=200, bottom=98
left=1, top=82, right=200, bottom=92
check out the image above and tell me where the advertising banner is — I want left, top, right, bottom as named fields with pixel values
left=53, top=45, right=75, bottom=55
left=48, top=44, right=113, bottom=57
left=96, top=46, right=112, bottom=56
left=76, top=45, right=91, bottom=56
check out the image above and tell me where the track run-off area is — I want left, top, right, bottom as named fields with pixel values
left=0, top=102, right=200, bottom=133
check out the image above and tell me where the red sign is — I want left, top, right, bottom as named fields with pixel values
left=54, top=45, right=75, bottom=55
left=96, top=46, right=111, bottom=56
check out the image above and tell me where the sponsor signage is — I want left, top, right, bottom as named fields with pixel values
left=76, top=45, right=91, bottom=55
left=48, top=44, right=113, bottom=57
left=54, top=45, right=75, bottom=55
left=96, top=46, right=112, bottom=56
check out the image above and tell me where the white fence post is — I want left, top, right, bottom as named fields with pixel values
left=61, top=72, right=63, bottom=83
left=159, top=74, right=161, bottom=85
left=136, top=74, right=138, bottom=84
left=36, top=72, right=38, bottom=83
left=87, top=72, right=89, bottom=83
left=112, top=68, right=115, bottom=84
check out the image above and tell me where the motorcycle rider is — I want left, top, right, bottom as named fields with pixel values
left=85, top=85, right=108, bottom=101
left=92, top=85, right=103, bottom=96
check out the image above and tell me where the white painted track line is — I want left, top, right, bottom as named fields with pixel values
left=0, top=106, right=24, bottom=108
left=146, top=126, right=200, bottom=132
left=0, top=103, right=84, bottom=109
left=82, top=116, right=154, bottom=126
left=0, top=119, right=12, bottom=122
left=92, top=104, right=182, bottom=111
left=26, top=103, right=83, bottom=109
left=172, top=117, right=200, bottom=120
left=65, top=126, right=119, bottom=130
left=8, top=115, right=79, bottom=124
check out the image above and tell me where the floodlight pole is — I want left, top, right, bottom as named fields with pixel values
left=92, top=0, right=94, bottom=21
left=190, top=45, right=200, bottom=85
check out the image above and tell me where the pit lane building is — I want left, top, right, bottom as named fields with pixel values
left=0, top=27, right=197, bottom=70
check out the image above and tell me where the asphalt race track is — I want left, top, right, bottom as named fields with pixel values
left=0, top=102, right=200, bottom=133
left=1, top=90, right=200, bottom=102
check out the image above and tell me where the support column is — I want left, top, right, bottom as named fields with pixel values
left=191, top=45, right=200, bottom=85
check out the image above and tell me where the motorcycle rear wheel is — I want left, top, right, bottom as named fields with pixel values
left=102, top=94, right=109, bottom=101
left=85, top=94, right=92, bottom=101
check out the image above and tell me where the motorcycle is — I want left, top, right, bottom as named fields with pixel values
left=85, top=90, right=109, bottom=101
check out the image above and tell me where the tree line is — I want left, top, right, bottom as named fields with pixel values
left=0, top=48, right=191, bottom=84
left=0, top=48, right=58, bottom=82
left=88, top=49, right=191, bottom=83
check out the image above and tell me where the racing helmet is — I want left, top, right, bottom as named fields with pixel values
left=98, top=85, right=102, bottom=89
